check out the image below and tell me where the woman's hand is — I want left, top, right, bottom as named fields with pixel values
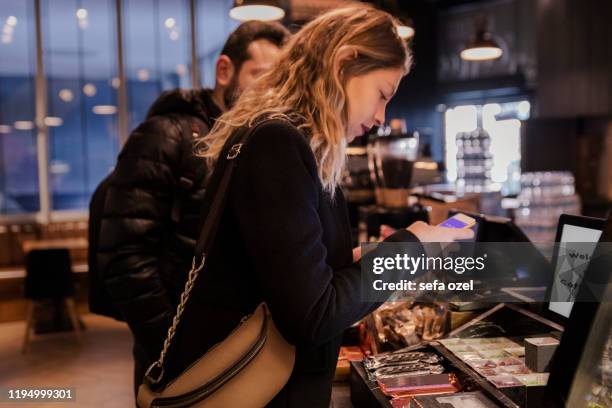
left=407, top=220, right=474, bottom=242
left=351, top=221, right=473, bottom=262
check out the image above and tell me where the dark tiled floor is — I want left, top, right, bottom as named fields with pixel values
left=0, top=314, right=354, bottom=408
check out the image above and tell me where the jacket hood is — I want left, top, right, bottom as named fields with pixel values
left=146, top=88, right=222, bottom=128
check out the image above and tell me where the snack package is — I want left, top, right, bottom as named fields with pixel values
left=466, top=358, right=497, bottom=369
left=454, top=352, right=482, bottom=361
left=490, top=357, right=523, bottom=366
left=503, top=347, right=525, bottom=357
left=364, top=351, right=442, bottom=370
left=497, top=364, right=531, bottom=375
left=514, top=373, right=550, bottom=386
left=487, top=375, right=524, bottom=388
left=477, top=350, right=508, bottom=359
left=378, top=373, right=459, bottom=397
left=367, top=302, right=449, bottom=352
left=475, top=367, right=502, bottom=377
left=408, top=391, right=500, bottom=408
left=373, top=362, right=445, bottom=380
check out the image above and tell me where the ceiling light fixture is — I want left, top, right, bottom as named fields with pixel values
left=460, top=16, right=503, bottom=61
left=76, top=8, right=88, bottom=19
left=230, top=0, right=285, bottom=22
left=59, top=89, right=74, bottom=102
left=164, top=18, right=175, bottom=28
left=76, top=8, right=89, bottom=29
left=14, top=121, right=34, bottom=131
left=137, top=69, right=150, bottom=82
left=44, top=117, right=63, bottom=127
left=83, top=83, right=97, bottom=97
left=92, top=105, right=117, bottom=115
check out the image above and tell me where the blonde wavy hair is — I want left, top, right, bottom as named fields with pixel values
left=198, top=4, right=412, bottom=194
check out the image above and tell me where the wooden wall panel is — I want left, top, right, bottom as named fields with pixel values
left=536, top=0, right=612, bottom=118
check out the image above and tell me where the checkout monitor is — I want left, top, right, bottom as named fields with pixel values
left=546, top=211, right=611, bottom=406
left=547, top=214, right=604, bottom=319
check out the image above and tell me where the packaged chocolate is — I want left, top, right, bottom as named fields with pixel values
left=377, top=373, right=458, bottom=396
left=364, top=351, right=441, bottom=370
left=444, top=345, right=474, bottom=353
left=514, top=373, right=549, bottom=386
left=439, top=338, right=465, bottom=347
left=454, top=352, right=482, bottom=361
left=476, top=343, right=506, bottom=351
left=503, top=347, right=525, bottom=357
left=373, top=362, right=445, bottom=379
left=410, top=391, right=500, bottom=407
left=488, top=375, right=524, bottom=388
left=477, top=350, right=508, bottom=359
left=466, top=358, right=497, bottom=369
left=497, top=364, right=531, bottom=375
left=490, top=357, right=523, bottom=366
left=475, top=367, right=502, bottom=377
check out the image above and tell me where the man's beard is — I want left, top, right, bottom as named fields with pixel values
left=224, top=75, right=241, bottom=109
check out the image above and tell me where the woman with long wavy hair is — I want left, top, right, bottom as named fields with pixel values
left=165, top=5, right=472, bottom=407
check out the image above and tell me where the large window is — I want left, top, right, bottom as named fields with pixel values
left=0, top=0, right=237, bottom=218
left=42, top=0, right=120, bottom=210
left=197, top=0, right=238, bottom=89
left=0, top=1, right=39, bottom=214
left=444, top=100, right=530, bottom=195
left=124, top=0, right=192, bottom=130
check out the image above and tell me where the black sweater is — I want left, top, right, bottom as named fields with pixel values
left=164, top=119, right=419, bottom=407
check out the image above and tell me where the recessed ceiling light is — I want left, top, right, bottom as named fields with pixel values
left=175, top=64, right=186, bottom=76
left=165, top=18, right=175, bottom=28
left=14, top=121, right=34, bottom=131
left=137, top=69, right=150, bottom=81
left=92, top=105, right=117, bottom=115
left=229, top=3, right=285, bottom=22
left=49, top=161, right=70, bottom=174
left=59, top=89, right=74, bottom=102
left=76, top=8, right=88, bottom=19
left=44, top=117, right=63, bottom=127
left=83, top=83, right=97, bottom=97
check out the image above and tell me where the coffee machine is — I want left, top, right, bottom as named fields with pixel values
left=344, top=119, right=437, bottom=244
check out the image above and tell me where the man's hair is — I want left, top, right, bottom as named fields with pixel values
left=220, top=21, right=290, bottom=71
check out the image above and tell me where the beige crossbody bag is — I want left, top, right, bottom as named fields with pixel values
left=137, top=122, right=296, bottom=408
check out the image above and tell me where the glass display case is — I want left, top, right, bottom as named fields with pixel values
left=566, top=285, right=612, bottom=408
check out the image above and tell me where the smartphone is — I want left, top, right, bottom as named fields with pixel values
left=438, top=213, right=477, bottom=229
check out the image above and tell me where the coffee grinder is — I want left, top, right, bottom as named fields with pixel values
left=358, top=119, right=432, bottom=243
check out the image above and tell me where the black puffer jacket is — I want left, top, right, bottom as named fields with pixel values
left=97, top=89, right=221, bottom=361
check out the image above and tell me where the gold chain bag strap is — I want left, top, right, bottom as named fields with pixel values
left=137, top=121, right=295, bottom=408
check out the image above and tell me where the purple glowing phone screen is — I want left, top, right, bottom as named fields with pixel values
left=440, top=217, right=470, bottom=229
